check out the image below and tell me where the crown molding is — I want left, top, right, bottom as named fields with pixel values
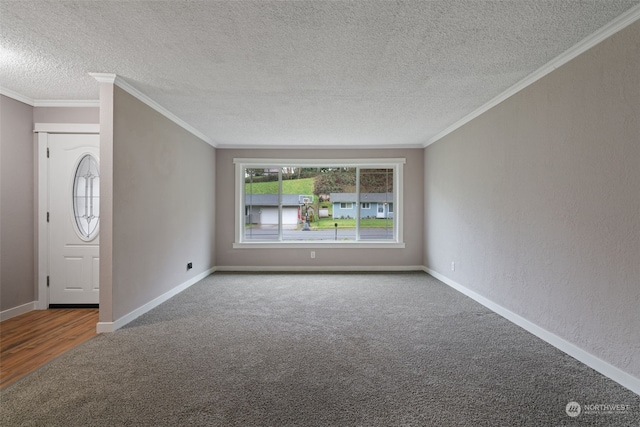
left=90, top=73, right=216, bottom=148
left=424, top=3, right=640, bottom=148
left=1, top=87, right=98, bottom=107
left=216, top=143, right=424, bottom=150
left=0, top=87, right=35, bottom=106
left=88, top=72, right=116, bottom=84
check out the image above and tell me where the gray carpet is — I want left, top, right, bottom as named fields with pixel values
left=1, top=272, right=638, bottom=426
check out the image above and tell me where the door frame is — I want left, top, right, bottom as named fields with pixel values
left=35, top=124, right=100, bottom=309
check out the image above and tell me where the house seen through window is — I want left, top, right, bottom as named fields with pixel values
left=235, top=159, right=404, bottom=246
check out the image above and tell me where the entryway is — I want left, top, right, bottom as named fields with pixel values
left=36, top=128, right=100, bottom=308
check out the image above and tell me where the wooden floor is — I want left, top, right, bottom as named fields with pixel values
left=0, top=309, right=99, bottom=389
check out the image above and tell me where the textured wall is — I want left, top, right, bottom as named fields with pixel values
left=215, top=148, right=424, bottom=268
left=110, top=87, right=216, bottom=321
left=0, top=95, right=35, bottom=311
left=424, top=22, right=639, bottom=378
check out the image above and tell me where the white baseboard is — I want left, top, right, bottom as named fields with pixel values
left=0, top=301, right=36, bottom=321
left=96, top=267, right=216, bottom=333
left=216, top=265, right=424, bottom=272
left=424, top=267, right=640, bottom=396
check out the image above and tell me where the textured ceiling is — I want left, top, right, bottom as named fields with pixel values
left=1, top=1, right=639, bottom=148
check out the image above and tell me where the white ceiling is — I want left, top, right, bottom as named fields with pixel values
left=1, top=1, right=639, bottom=148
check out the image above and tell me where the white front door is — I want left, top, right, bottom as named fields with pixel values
left=48, top=134, right=100, bottom=305
left=377, top=204, right=386, bottom=219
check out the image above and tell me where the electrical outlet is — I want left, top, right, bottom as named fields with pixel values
left=310, top=251, right=316, bottom=259
left=451, top=261, right=455, bottom=272
left=187, top=262, right=193, bottom=270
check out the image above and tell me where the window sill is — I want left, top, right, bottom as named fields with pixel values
left=233, top=242, right=406, bottom=249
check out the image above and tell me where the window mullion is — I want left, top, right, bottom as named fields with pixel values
left=391, top=166, right=396, bottom=241
left=278, top=168, right=283, bottom=241
left=247, top=168, right=253, bottom=241
left=355, top=167, right=360, bottom=241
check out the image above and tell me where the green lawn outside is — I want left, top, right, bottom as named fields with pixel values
left=245, top=178, right=314, bottom=195
left=245, top=217, right=393, bottom=230
left=245, top=177, right=332, bottom=215
left=311, top=217, right=394, bottom=229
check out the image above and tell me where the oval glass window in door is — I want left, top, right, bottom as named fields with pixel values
left=73, top=154, right=100, bottom=240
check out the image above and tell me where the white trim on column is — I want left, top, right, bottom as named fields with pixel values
left=0, top=301, right=36, bottom=321
left=425, top=3, right=640, bottom=147
left=424, top=267, right=640, bottom=396
left=88, top=73, right=216, bottom=148
left=36, top=132, right=49, bottom=310
left=96, top=267, right=217, bottom=333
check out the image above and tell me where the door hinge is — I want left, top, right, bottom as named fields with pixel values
left=47, top=147, right=49, bottom=158
left=47, top=276, right=50, bottom=287
left=47, top=212, right=50, bottom=223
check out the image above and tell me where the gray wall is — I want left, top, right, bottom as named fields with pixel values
left=109, top=86, right=216, bottom=321
left=0, top=97, right=100, bottom=313
left=0, top=95, right=35, bottom=311
left=33, top=106, right=99, bottom=124
left=215, top=148, right=424, bottom=268
left=424, top=21, right=639, bottom=378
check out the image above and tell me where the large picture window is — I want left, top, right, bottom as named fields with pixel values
left=234, top=158, right=405, bottom=248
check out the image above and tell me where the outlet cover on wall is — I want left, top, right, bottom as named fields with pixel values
left=451, top=261, right=455, bottom=271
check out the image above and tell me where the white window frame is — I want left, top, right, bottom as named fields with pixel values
left=361, top=202, right=371, bottom=209
left=233, top=158, right=405, bottom=248
left=340, top=202, right=353, bottom=209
